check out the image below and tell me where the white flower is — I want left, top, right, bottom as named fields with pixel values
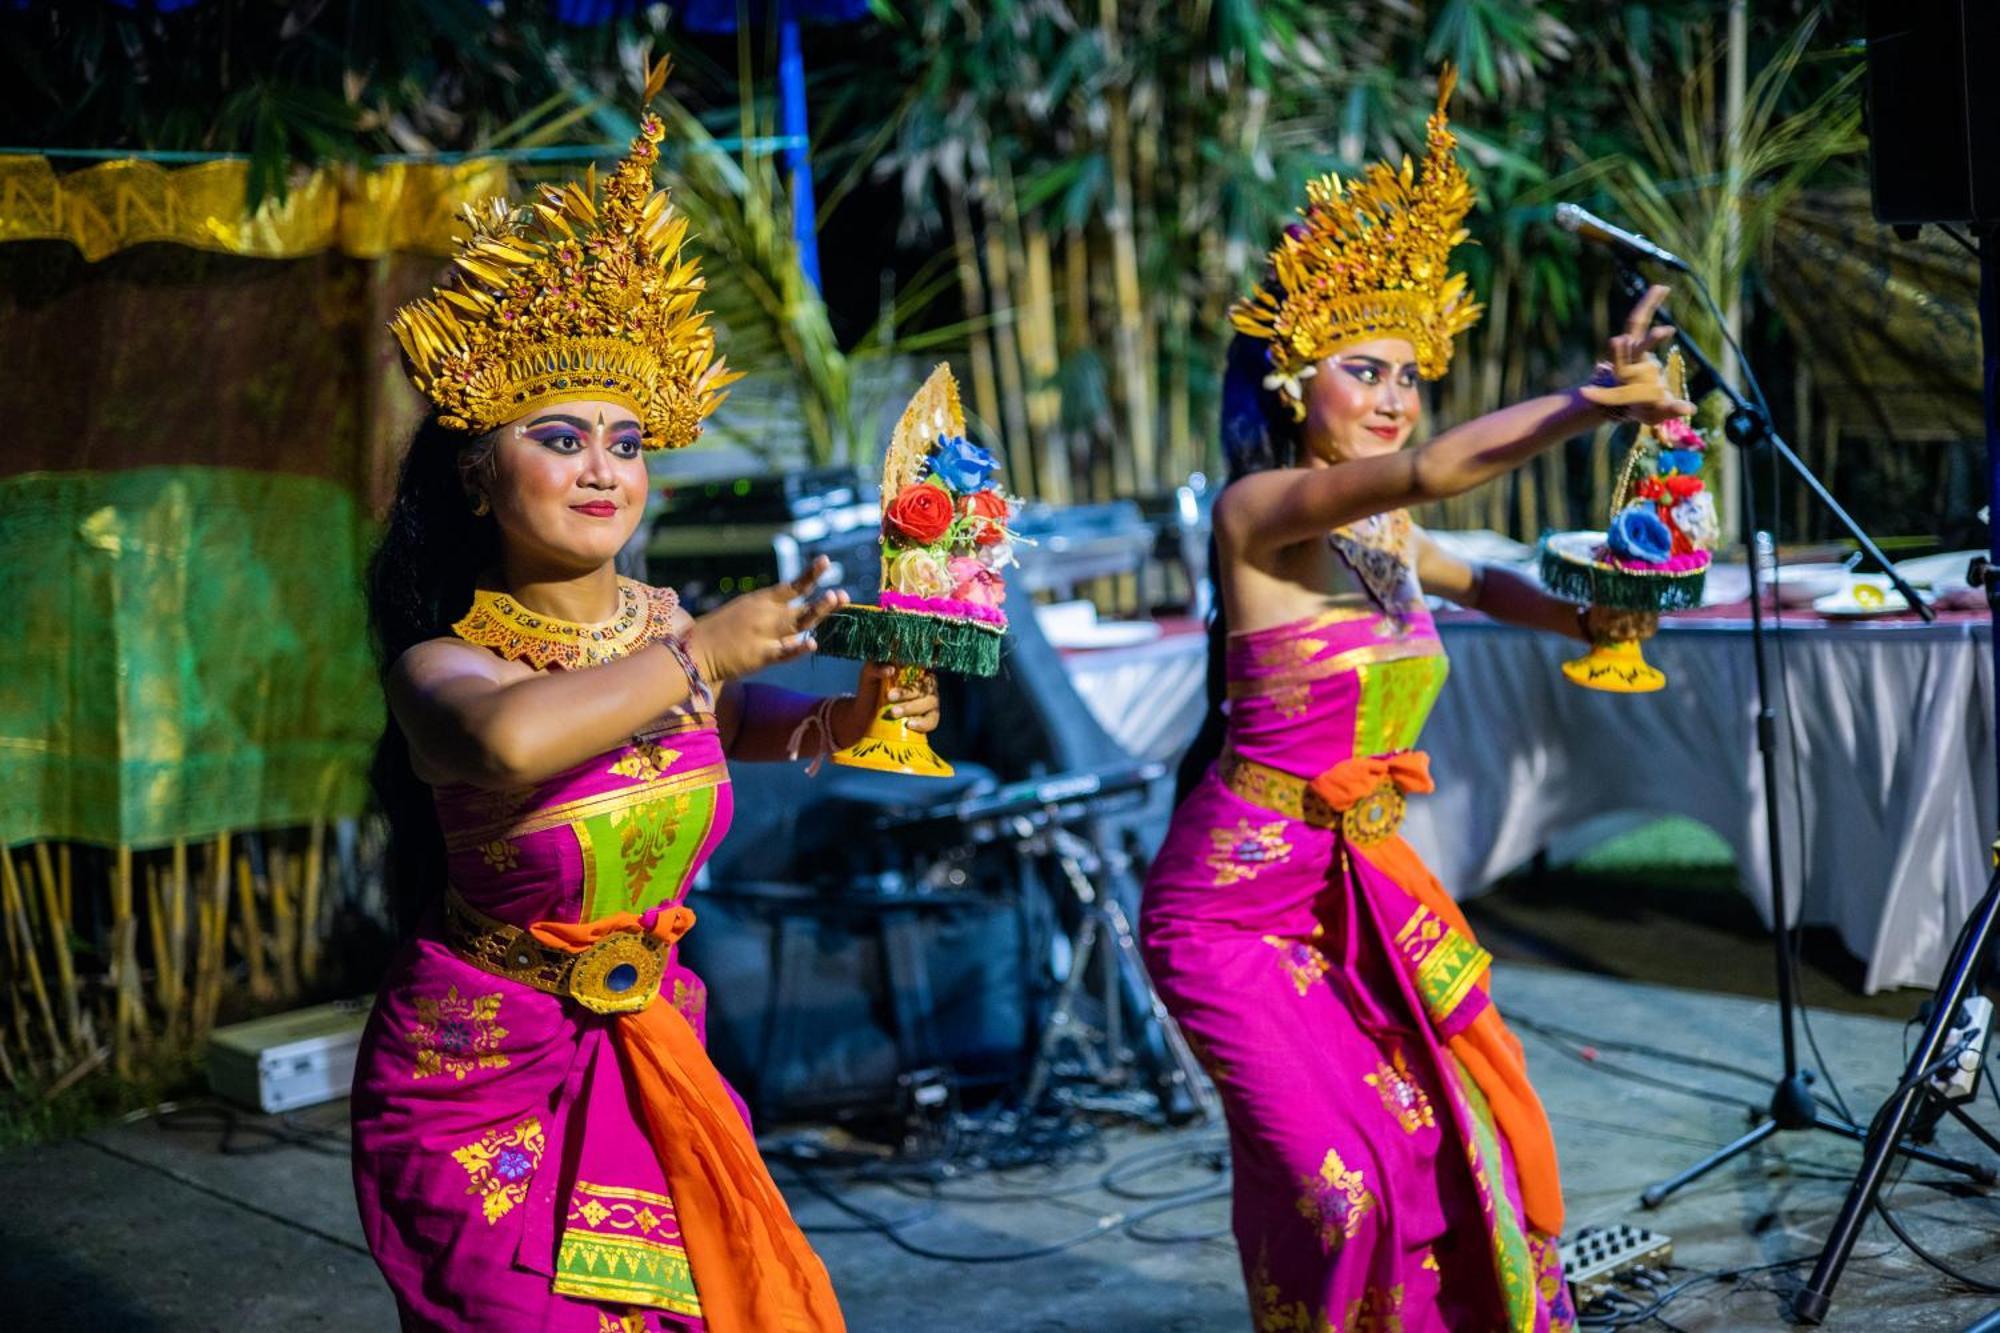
left=977, top=541, right=1017, bottom=572
left=1261, top=361, right=1318, bottom=403
left=1672, top=491, right=1719, bottom=550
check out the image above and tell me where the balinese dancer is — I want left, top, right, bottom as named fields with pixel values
left=350, top=62, right=922, bottom=1332
left=1141, top=69, right=1691, bottom=1332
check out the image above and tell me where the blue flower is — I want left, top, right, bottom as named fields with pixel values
left=927, top=435, right=1000, bottom=493
left=1607, top=504, right=1673, bottom=563
left=1658, top=449, right=1703, bottom=477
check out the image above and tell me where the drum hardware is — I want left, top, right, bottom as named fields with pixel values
left=879, top=762, right=1214, bottom=1125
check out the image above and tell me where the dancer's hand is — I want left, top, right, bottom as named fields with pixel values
left=1580, top=284, right=1697, bottom=426
left=832, top=663, right=941, bottom=747
left=1585, top=606, right=1660, bottom=644
left=689, top=557, right=847, bottom=684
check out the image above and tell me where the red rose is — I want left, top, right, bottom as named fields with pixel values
left=885, top=482, right=955, bottom=545
left=962, top=489, right=1010, bottom=546
left=963, top=490, right=1009, bottom=520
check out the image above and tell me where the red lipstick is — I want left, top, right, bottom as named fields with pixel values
left=570, top=501, right=618, bottom=518
left=1365, top=424, right=1403, bottom=441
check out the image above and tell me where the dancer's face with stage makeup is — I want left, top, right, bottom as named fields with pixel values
left=478, top=399, right=650, bottom=572
left=1301, top=336, right=1423, bottom=465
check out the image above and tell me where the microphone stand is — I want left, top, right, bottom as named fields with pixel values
left=1601, top=265, right=1983, bottom=1216
left=1791, top=227, right=2000, bottom=1323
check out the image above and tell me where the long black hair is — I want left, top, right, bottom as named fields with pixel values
left=1172, top=332, right=1303, bottom=805
left=366, top=414, right=501, bottom=936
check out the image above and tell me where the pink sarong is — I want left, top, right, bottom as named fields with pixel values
left=351, top=709, right=843, bottom=1331
left=1141, top=601, right=1575, bottom=1332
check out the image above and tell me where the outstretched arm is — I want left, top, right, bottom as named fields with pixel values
left=393, top=560, right=846, bottom=789
left=1216, top=285, right=1691, bottom=559
left=1415, top=531, right=1656, bottom=644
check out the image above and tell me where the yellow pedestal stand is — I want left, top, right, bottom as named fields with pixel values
left=1560, top=637, right=1666, bottom=693
left=830, top=667, right=955, bottom=776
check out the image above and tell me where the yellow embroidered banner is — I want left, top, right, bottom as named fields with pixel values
left=0, top=154, right=509, bottom=262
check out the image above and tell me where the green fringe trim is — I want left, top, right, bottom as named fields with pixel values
left=1540, top=542, right=1708, bottom=612
left=816, top=604, right=1006, bottom=677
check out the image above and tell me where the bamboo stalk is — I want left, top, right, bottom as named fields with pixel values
left=982, top=161, right=1033, bottom=481
left=270, top=848, right=298, bottom=1001
left=1101, top=104, right=1154, bottom=495
left=235, top=851, right=270, bottom=1002
left=1097, top=0, right=1155, bottom=497
left=0, top=1028, right=17, bottom=1088
left=4, top=853, right=63, bottom=1063
left=193, top=832, right=231, bottom=1039
left=1020, top=223, right=1063, bottom=469
left=945, top=186, right=1005, bottom=452
left=33, top=843, right=81, bottom=1056
left=58, top=844, right=71, bottom=926
left=145, top=864, right=175, bottom=1029
left=300, top=820, right=324, bottom=986
left=15, top=851, right=39, bottom=936
left=195, top=900, right=221, bottom=1039
left=111, top=846, right=131, bottom=1071
left=111, top=844, right=145, bottom=1073
left=169, top=839, right=189, bottom=1027
left=43, top=1042, right=108, bottom=1100
left=0, top=850, right=19, bottom=972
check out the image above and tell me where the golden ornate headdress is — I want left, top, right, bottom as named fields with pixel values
left=1231, top=66, right=1482, bottom=417
left=389, top=59, right=736, bottom=450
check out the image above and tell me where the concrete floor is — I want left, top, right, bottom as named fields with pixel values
left=5, top=965, right=1999, bottom=1331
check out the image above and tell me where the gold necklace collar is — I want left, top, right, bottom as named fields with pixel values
left=452, top=577, right=680, bottom=670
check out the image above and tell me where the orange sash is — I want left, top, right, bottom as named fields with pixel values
left=1313, top=753, right=1564, bottom=1238
left=531, top=910, right=846, bottom=1333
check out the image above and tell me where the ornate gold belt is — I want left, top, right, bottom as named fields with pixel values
left=1217, top=750, right=1409, bottom=847
left=443, top=888, right=666, bottom=1015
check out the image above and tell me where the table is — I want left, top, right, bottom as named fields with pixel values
left=1062, top=606, right=1996, bottom=992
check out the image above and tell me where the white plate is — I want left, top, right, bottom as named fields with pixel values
left=1813, top=588, right=1911, bottom=618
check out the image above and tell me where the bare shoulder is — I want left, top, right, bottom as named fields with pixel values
left=388, top=637, right=524, bottom=714
left=1212, top=469, right=1296, bottom=544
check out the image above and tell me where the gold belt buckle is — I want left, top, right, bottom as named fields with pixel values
left=566, top=932, right=667, bottom=1015
left=1341, top=780, right=1406, bottom=846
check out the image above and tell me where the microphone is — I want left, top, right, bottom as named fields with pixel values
left=1553, top=203, right=1689, bottom=272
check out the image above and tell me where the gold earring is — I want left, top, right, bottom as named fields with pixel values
left=470, top=493, right=491, bottom=517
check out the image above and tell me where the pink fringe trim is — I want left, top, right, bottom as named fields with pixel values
left=880, top=590, right=1009, bottom=626
left=1597, top=548, right=1713, bottom=575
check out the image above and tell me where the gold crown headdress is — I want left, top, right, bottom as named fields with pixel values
left=389, top=59, right=737, bottom=450
left=1231, top=66, right=1483, bottom=417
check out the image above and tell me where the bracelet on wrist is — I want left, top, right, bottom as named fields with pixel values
left=659, top=633, right=714, bottom=712
left=1586, top=361, right=1637, bottom=423
left=785, top=694, right=848, bottom=775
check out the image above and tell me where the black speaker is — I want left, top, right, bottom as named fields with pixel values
left=680, top=880, right=1037, bottom=1122
left=1865, top=2, right=2000, bottom=225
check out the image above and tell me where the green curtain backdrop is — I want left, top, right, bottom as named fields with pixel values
left=0, top=240, right=440, bottom=849
left=1, top=467, right=380, bottom=846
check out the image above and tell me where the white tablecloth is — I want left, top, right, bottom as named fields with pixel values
left=1064, top=614, right=1997, bottom=992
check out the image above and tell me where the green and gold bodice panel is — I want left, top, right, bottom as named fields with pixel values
left=1224, top=604, right=1449, bottom=776
left=433, top=709, right=730, bottom=927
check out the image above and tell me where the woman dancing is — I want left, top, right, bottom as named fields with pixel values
left=350, top=65, right=920, bottom=1333
left=1140, top=71, right=1691, bottom=1333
